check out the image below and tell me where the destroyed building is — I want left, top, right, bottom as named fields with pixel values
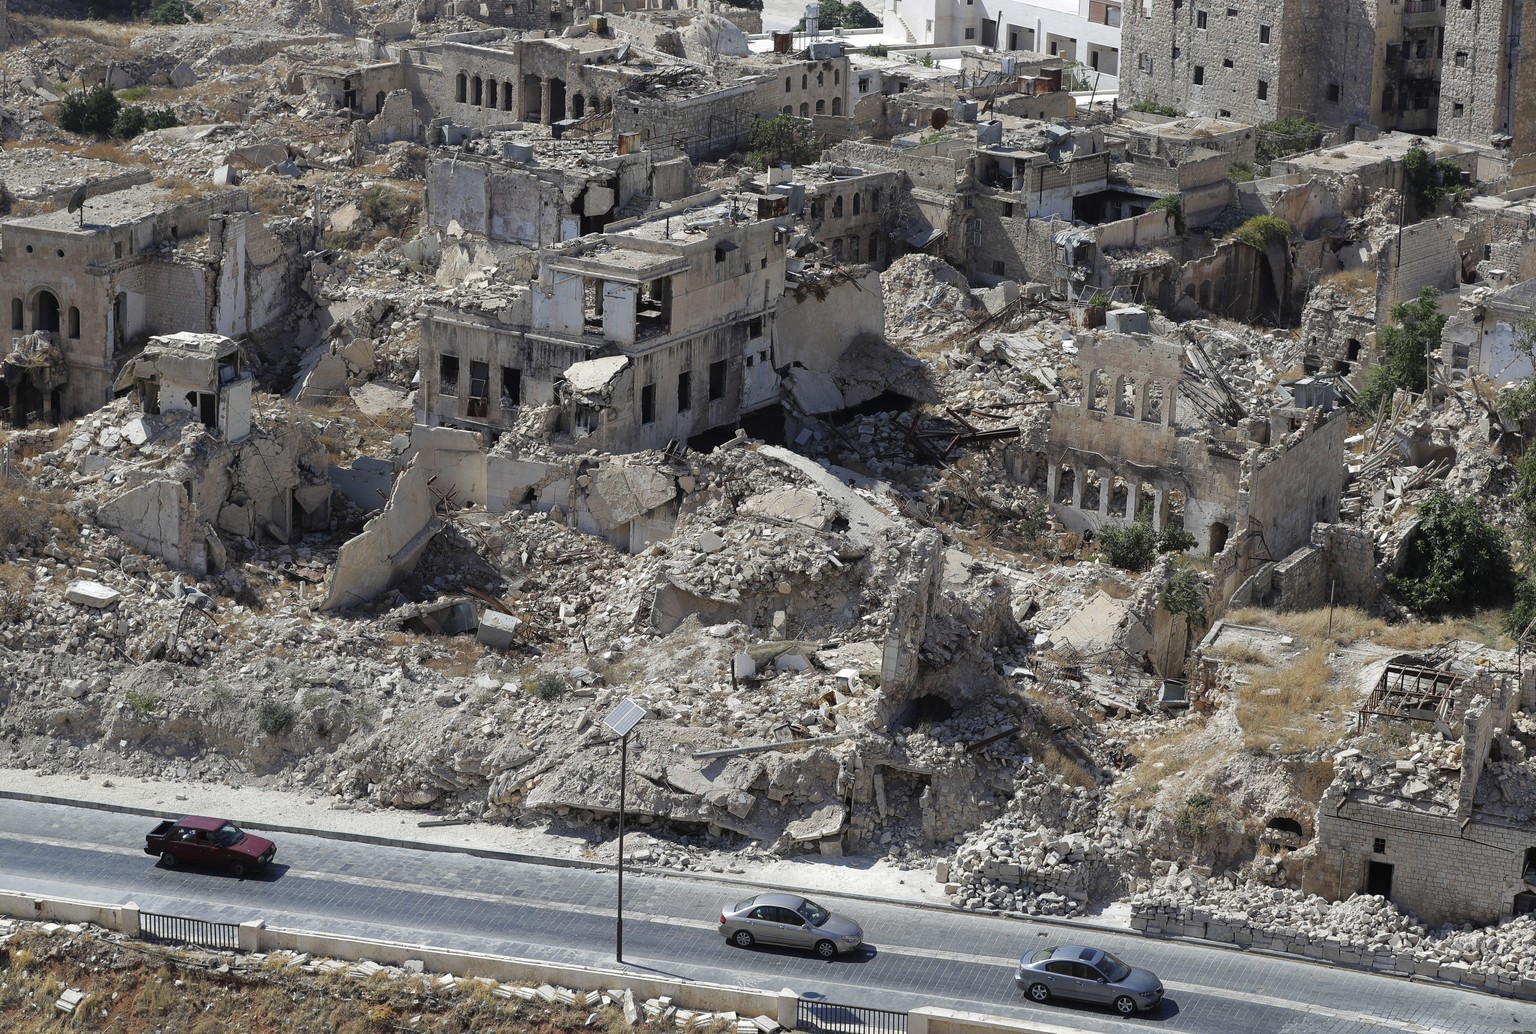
left=0, top=182, right=309, bottom=425
left=1306, top=653, right=1536, bottom=927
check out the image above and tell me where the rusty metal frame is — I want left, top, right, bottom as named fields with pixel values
left=1357, top=662, right=1463, bottom=731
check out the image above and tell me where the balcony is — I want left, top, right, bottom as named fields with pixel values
left=1401, top=0, right=1440, bottom=28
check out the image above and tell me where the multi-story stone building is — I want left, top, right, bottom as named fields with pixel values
left=1122, top=0, right=1536, bottom=160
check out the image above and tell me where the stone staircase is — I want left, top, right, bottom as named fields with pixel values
left=615, top=191, right=654, bottom=220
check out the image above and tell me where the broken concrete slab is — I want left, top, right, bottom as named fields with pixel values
left=66, top=581, right=121, bottom=608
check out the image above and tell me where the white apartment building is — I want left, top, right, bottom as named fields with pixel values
left=882, top=0, right=1120, bottom=80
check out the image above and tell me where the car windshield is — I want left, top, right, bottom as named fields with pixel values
left=798, top=898, right=831, bottom=927
left=1028, top=948, right=1055, bottom=964
left=1098, top=952, right=1131, bottom=983
left=213, top=823, right=245, bottom=847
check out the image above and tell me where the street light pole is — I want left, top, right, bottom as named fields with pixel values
left=602, top=697, right=646, bottom=965
left=616, top=726, right=628, bottom=963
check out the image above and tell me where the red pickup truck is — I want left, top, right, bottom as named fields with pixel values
left=145, top=816, right=277, bottom=877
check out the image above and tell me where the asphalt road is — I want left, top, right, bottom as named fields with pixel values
left=1, top=799, right=1534, bottom=1034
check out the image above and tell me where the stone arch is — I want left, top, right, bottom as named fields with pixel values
left=1114, top=374, right=1137, bottom=417
left=1055, top=464, right=1077, bottom=505
left=1135, top=481, right=1159, bottom=523
left=1183, top=282, right=1195, bottom=300
left=375, top=91, right=386, bottom=113
left=1108, top=475, right=1130, bottom=517
left=1142, top=380, right=1164, bottom=423
left=549, top=78, right=567, bottom=121
left=783, top=105, right=792, bottom=115
left=802, top=73, right=808, bottom=89
left=1081, top=469, right=1103, bottom=511
left=1165, top=489, right=1186, bottom=531
left=800, top=102, right=809, bottom=116
left=456, top=72, right=467, bottom=103
left=572, top=93, right=586, bottom=118
left=488, top=80, right=500, bottom=109
left=816, top=99, right=825, bottom=114
left=31, top=288, right=60, bottom=334
left=1209, top=520, right=1230, bottom=554
left=832, top=97, right=842, bottom=115
left=472, top=75, right=483, bottom=106
left=503, top=81, right=515, bottom=111
left=834, top=68, right=841, bottom=84
left=853, top=192, right=861, bottom=215
left=1089, top=368, right=1109, bottom=411
left=832, top=195, right=844, bottom=217
left=785, top=76, right=792, bottom=93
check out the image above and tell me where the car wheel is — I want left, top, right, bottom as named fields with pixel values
left=1113, top=996, right=1137, bottom=1016
left=814, top=940, right=837, bottom=960
left=732, top=930, right=754, bottom=949
left=230, top=861, right=249, bottom=878
left=1026, top=983, right=1050, bottom=1004
left=160, top=851, right=177, bottom=869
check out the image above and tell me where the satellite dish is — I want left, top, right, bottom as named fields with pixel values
left=66, top=185, right=88, bottom=214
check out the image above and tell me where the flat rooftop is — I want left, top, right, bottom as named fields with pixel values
left=3, top=182, right=227, bottom=236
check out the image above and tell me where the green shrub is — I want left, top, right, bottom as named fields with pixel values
left=1162, top=565, right=1207, bottom=626
left=1356, top=285, right=1446, bottom=413
left=150, top=0, right=203, bottom=23
left=125, top=690, right=161, bottom=716
left=1098, top=519, right=1195, bottom=571
left=1234, top=214, right=1291, bottom=250
left=1148, top=194, right=1185, bottom=234
left=745, top=114, right=823, bottom=171
left=1254, top=116, right=1325, bottom=167
left=1389, top=487, right=1513, bottom=616
left=533, top=673, right=566, bottom=701
left=1130, top=99, right=1181, bottom=117
left=58, top=83, right=120, bottom=135
left=116, top=86, right=151, bottom=102
left=258, top=700, right=296, bottom=736
left=1229, top=161, right=1255, bottom=183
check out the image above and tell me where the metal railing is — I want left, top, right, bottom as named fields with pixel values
left=139, top=911, right=241, bottom=951
left=797, top=998, right=907, bottom=1034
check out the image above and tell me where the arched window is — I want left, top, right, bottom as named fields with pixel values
left=799, top=102, right=809, bottom=116
left=815, top=99, right=825, bottom=114
left=472, top=75, right=483, bottom=106
left=67, top=306, right=79, bottom=340
left=785, top=77, right=792, bottom=93
left=831, top=97, right=842, bottom=115
left=852, top=193, right=861, bottom=215
left=783, top=105, right=792, bottom=115
left=1115, top=374, right=1137, bottom=418
left=375, top=91, right=386, bottom=113
left=832, top=238, right=844, bottom=259
left=832, top=195, right=844, bottom=217
left=486, top=80, right=498, bottom=109
left=834, top=69, right=840, bottom=84
left=849, top=233, right=860, bottom=260
left=504, top=81, right=514, bottom=111
left=456, top=72, right=467, bottom=103
left=802, top=74, right=808, bottom=89
left=817, top=72, right=824, bottom=86
left=872, top=188, right=881, bottom=211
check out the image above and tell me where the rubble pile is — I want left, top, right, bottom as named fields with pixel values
left=1330, top=734, right=1464, bottom=805
left=881, top=255, right=985, bottom=343
left=1130, top=870, right=1536, bottom=996
left=948, top=774, right=1138, bottom=917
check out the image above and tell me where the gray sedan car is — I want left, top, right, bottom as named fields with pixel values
left=718, top=892, right=864, bottom=958
left=1014, top=944, right=1164, bottom=1015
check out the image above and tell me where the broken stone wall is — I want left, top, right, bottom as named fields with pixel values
left=97, top=478, right=210, bottom=574
left=322, top=455, right=443, bottom=611
left=358, top=89, right=424, bottom=146
left=211, top=212, right=310, bottom=342
left=775, top=268, right=887, bottom=412
left=970, top=200, right=1073, bottom=290
left=426, top=153, right=573, bottom=246
left=1297, top=282, right=1377, bottom=376
left=614, top=79, right=761, bottom=162
left=1379, top=216, right=1460, bottom=307
left=1178, top=239, right=1267, bottom=322
left=1244, top=408, right=1346, bottom=561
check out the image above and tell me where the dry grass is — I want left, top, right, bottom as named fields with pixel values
left=1225, top=605, right=1514, bottom=652
left=1320, top=267, right=1377, bottom=296
left=16, top=14, right=143, bottom=47
left=1232, top=641, right=1350, bottom=752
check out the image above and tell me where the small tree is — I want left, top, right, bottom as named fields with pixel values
left=1357, top=285, right=1447, bottom=413
left=746, top=114, right=822, bottom=171
left=57, top=83, right=121, bottom=136
left=1149, top=194, right=1185, bottom=235
left=1388, top=487, right=1514, bottom=616
left=1162, top=564, right=1207, bottom=626
left=1098, top=518, right=1194, bottom=572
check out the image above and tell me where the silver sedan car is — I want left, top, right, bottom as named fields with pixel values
left=1014, top=944, right=1164, bottom=1015
left=718, top=892, right=864, bottom=958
